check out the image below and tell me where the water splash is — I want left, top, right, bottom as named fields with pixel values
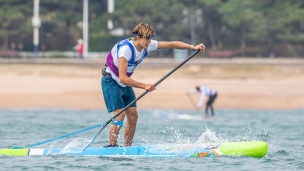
left=47, top=140, right=62, bottom=155
left=195, top=128, right=226, bottom=146
left=59, top=137, right=92, bottom=154
left=169, top=127, right=191, bottom=144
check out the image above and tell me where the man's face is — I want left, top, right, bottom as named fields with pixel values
left=138, top=37, right=151, bottom=49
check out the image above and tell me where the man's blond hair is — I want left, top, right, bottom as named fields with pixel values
left=132, top=22, right=155, bottom=38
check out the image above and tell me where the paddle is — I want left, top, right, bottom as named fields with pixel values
left=82, top=50, right=201, bottom=151
left=187, top=93, right=198, bottom=111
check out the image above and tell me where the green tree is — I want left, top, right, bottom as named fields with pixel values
left=39, top=0, right=83, bottom=51
left=263, top=0, right=304, bottom=57
left=0, top=0, right=32, bottom=50
left=0, top=0, right=303, bottom=57
left=218, top=0, right=266, bottom=56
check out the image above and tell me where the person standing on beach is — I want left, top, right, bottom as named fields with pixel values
left=101, top=22, right=205, bottom=147
left=73, top=39, right=83, bottom=58
left=188, top=86, right=217, bottom=117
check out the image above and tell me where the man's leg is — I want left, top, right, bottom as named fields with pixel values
left=124, top=107, right=138, bottom=146
left=209, top=93, right=217, bottom=117
left=205, top=103, right=209, bottom=117
left=109, top=109, right=125, bottom=146
left=210, top=106, right=215, bottom=116
left=101, top=76, right=128, bottom=147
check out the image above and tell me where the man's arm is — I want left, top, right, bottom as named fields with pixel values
left=118, top=57, right=156, bottom=92
left=158, top=41, right=205, bottom=51
left=197, top=94, right=206, bottom=109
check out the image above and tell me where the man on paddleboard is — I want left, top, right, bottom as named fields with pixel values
left=101, top=22, right=205, bottom=147
left=188, top=86, right=217, bottom=118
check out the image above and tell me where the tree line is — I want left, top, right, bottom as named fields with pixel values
left=0, top=0, right=303, bottom=57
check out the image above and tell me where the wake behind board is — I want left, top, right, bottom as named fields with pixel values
left=0, top=141, right=268, bottom=158
left=153, top=111, right=203, bottom=120
left=152, top=110, right=226, bottom=121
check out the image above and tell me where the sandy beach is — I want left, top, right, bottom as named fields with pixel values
left=0, top=57, right=304, bottom=110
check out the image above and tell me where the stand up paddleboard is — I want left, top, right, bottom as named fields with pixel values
left=0, top=141, right=268, bottom=158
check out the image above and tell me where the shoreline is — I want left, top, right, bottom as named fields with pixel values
left=1, top=59, right=304, bottom=110
left=1, top=57, right=304, bottom=66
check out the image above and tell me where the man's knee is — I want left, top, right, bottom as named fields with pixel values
left=126, top=108, right=138, bottom=121
left=128, top=112, right=138, bottom=121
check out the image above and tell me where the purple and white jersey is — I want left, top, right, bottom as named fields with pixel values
left=105, top=39, right=158, bottom=87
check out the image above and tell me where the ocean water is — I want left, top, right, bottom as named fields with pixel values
left=0, top=108, right=303, bottom=171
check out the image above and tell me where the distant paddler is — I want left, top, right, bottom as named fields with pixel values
left=187, top=86, right=218, bottom=118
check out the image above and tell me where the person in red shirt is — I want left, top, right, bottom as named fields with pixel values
left=74, top=39, right=83, bottom=58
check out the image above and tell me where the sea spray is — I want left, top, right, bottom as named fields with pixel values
left=59, top=137, right=92, bottom=154
left=195, top=128, right=227, bottom=146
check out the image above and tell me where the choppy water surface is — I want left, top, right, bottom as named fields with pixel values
left=0, top=109, right=303, bottom=171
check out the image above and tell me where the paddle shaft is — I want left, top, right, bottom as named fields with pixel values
left=187, top=93, right=198, bottom=110
left=83, top=50, right=200, bottom=150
